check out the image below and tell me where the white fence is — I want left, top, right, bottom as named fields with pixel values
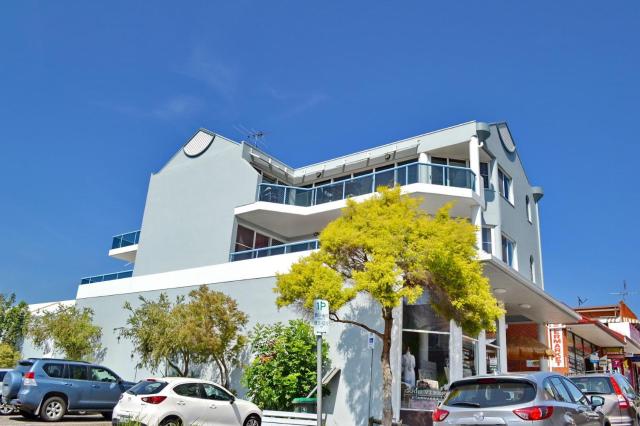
left=263, top=410, right=325, bottom=426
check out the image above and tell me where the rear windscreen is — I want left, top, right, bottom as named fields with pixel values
left=570, top=377, right=613, bottom=394
left=444, top=380, right=536, bottom=408
left=127, top=380, right=168, bottom=395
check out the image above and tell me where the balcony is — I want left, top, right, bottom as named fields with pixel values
left=80, top=270, right=133, bottom=285
left=235, top=162, right=482, bottom=238
left=229, top=239, right=319, bottom=262
left=108, top=230, right=140, bottom=262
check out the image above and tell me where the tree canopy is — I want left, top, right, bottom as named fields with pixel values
left=0, top=343, right=20, bottom=368
left=275, top=187, right=504, bottom=425
left=0, top=293, right=30, bottom=350
left=30, top=305, right=102, bottom=361
left=242, top=320, right=329, bottom=411
left=119, top=285, right=248, bottom=387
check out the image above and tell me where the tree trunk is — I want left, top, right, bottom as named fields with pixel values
left=380, top=309, right=394, bottom=426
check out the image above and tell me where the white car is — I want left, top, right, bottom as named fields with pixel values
left=112, top=378, right=262, bottom=426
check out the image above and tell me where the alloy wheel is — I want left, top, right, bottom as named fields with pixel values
left=45, top=401, right=63, bottom=419
left=245, top=417, right=260, bottom=426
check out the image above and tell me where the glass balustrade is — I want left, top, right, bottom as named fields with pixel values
left=80, top=270, right=133, bottom=284
left=256, top=162, right=474, bottom=207
left=229, top=239, right=319, bottom=262
left=112, top=230, right=141, bottom=249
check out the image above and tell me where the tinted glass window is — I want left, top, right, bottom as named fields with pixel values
left=68, top=365, right=88, bottom=381
left=173, top=383, right=201, bottom=398
left=570, top=377, right=613, bottom=394
left=542, top=379, right=557, bottom=400
left=202, top=384, right=232, bottom=401
left=0, top=371, right=6, bottom=381
left=444, top=379, right=536, bottom=408
left=550, top=377, right=572, bottom=403
left=562, top=377, right=589, bottom=405
left=90, top=367, right=118, bottom=383
left=127, top=380, right=168, bottom=395
left=615, top=375, right=636, bottom=398
left=42, top=363, right=65, bottom=378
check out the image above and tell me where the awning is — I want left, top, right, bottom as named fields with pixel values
left=507, top=334, right=554, bottom=360
left=566, top=322, right=626, bottom=348
left=481, top=256, right=581, bottom=324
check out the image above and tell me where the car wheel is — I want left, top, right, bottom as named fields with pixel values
left=244, top=414, right=261, bottom=426
left=40, top=396, right=66, bottom=422
left=160, top=416, right=183, bottom=426
left=0, top=404, right=14, bottom=415
left=101, top=412, right=113, bottom=420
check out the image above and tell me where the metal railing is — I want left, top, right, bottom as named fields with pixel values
left=111, top=230, right=140, bottom=249
left=229, top=239, right=319, bottom=262
left=80, top=270, right=133, bottom=285
left=257, top=162, right=475, bottom=207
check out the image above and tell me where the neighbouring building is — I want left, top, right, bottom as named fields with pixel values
left=24, top=121, right=582, bottom=425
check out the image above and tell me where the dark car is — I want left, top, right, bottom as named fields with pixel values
left=2, top=358, right=135, bottom=422
left=570, top=373, right=640, bottom=426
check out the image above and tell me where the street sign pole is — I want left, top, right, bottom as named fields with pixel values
left=367, top=333, right=374, bottom=422
left=314, top=299, right=329, bottom=426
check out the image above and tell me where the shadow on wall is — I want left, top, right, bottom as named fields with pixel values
left=335, top=303, right=383, bottom=426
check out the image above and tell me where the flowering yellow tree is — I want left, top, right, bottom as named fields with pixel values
left=275, top=187, right=503, bottom=425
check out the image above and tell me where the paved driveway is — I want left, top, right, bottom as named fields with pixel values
left=0, top=415, right=109, bottom=425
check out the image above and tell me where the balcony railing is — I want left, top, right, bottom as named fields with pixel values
left=80, top=270, right=133, bottom=284
left=229, top=239, right=319, bottom=262
left=112, top=230, right=140, bottom=249
left=257, top=162, right=475, bottom=207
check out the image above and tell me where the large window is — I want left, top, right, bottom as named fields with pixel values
left=482, top=227, right=492, bottom=254
left=501, top=234, right=516, bottom=268
left=567, top=331, right=597, bottom=374
left=234, top=225, right=283, bottom=260
left=498, top=168, right=513, bottom=203
left=525, top=195, right=532, bottom=222
left=480, top=162, right=490, bottom=189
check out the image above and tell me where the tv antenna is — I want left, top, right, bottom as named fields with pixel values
left=577, top=296, right=588, bottom=306
left=234, top=124, right=269, bottom=150
left=609, top=280, right=636, bottom=302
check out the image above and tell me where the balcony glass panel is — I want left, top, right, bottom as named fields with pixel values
left=112, top=230, right=140, bottom=249
left=80, top=270, right=133, bottom=285
left=229, top=239, right=319, bottom=262
left=254, top=162, right=475, bottom=207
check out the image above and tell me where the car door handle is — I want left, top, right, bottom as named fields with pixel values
left=576, top=405, right=588, bottom=413
left=91, top=384, right=100, bottom=388
left=177, top=401, right=186, bottom=406
left=62, top=382, right=72, bottom=386
left=209, top=405, right=217, bottom=409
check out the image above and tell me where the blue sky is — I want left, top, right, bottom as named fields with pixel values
left=1, top=1, right=638, bottom=311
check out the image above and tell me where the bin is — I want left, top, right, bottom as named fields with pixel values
left=292, top=397, right=317, bottom=413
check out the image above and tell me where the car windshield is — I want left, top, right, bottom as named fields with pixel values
left=570, top=377, right=613, bottom=394
left=127, top=380, right=168, bottom=396
left=444, top=379, right=536, bottom=408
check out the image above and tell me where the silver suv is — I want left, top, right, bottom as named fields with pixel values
left=434, top=372, right=605, bottom=425
left=570, top=373, right=640, bottom=426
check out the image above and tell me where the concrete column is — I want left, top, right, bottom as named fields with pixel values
left=418, top=152, right=428, bottom=184
left=472, top=205, right=483, bottom=253
left=477, top=330, right=487, bottom=375
left=449, top=320, right=463, bottom=382
left=538, top=323, right=550, bottom=372
left=534, top=202, right=545, bottom=289
left=391, top=305, right=402, bottom=422
left=497, top=315, right=508, bottom=373
left=469, top=136, right=481, bottom=195
left=418, top=332, right=430, bottom=371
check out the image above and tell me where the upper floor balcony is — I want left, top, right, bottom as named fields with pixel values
left=80, top=270, right=133, bottom=284
left=108, top=230, right=140, bottom=262
left=235, top=161, right=482, bottom=238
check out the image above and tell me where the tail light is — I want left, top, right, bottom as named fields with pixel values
left=141, top=396, right=167, bottom=404
left=22, top=372, right=37, bottom=387
left=513, top=406, right=554, bottom=420
left=610, top=377, right=629, bottom=409
left=432, top=408, right=449, bottom=422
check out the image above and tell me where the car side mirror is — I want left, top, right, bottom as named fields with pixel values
left=229, top=396, right=235, bottom=404
left=590, top=395, right=605, bottom=407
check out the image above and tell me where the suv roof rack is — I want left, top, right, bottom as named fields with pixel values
left=25, top=358, right=90, bottom=364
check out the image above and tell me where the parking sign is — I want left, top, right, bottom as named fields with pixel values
left=314, top=299, right=330, bottom=335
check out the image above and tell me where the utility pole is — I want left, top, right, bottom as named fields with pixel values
left=313, top=299, right=329, bottom=426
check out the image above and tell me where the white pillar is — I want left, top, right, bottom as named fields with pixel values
left=472, top=205, right=483, bottom=253
left=418, top=333, right=430, bottom=370
left=418, top=152, right=428, bottom=184
left=391, top=305, right=402, bottom=422
left=538, top=323, right=550, bottom=372
left=469, top=136, right=481, bottom=195
left=497, top=315, right=508, bottom=373
left=477, top=330, right=487, bottom=375
left=449, top=320, right=463, bottom=382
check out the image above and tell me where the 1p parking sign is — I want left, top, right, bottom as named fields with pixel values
left=314, top=299, right=329, bottom=335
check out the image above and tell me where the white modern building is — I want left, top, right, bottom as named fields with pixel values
left=26, top=121, right=581, bottom=425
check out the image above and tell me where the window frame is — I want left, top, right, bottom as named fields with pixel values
left=525, top=195, right=532, bottom=223
left=497, top=168, right=513, bottom=204
left=479, top=162, right=490, bottom=189
left=482, top=227, right=493, bottom=254
left=501, top=234, right=516, bottom=268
